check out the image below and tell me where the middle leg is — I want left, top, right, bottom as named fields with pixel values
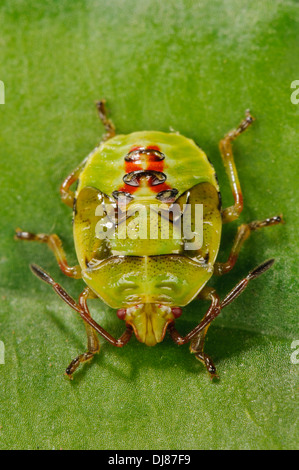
left=214, top=215, right=283, bottom=275
left=15, top=229, right=81, bottom=279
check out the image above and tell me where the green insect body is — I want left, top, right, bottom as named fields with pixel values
left=15, top=101, right=283, bottom=379
left=74, top=131, right=222, bottom=346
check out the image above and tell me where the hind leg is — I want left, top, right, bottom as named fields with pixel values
left=95, top=99, right=116, bottom=141
left=60, top=99, right=116, bottom=208
left=219, top=110, right=254, bottom=223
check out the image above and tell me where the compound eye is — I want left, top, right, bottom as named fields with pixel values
left=117, top=308, right=127, bottom=320
left=171, top=307, right=182, bottom=318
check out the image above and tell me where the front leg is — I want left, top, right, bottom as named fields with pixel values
left=168, top=259, right=275, bottom=378
left=30, top=264, right=133, bottom=378
left=190, top=287, right=220, bottom=379
left=169, top=287, right=220, bottom=379
left=65, top=287, right=100, bottom=378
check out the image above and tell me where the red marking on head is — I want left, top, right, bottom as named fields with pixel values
left=117, top=308, right=127, bottom=320
left=171, top=307, right=182, bottom=318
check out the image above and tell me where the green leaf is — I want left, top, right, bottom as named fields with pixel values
left=0, top=0, right=298, bottom=450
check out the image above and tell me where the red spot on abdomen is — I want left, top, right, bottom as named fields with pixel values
left=120, top=144, right=171, bottom=193
left=118, top=183, right=139, bottom=194
left=124, top=161, right=143, bottom=173
left=150, top=182, right=171, bottom=193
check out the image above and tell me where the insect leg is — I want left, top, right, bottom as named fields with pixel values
left=96, top=99, right=116, bottom=141
left=60, top=157, right=88, bottom=208
left=168, top=287, right=220, bottom=379
left=214, top=215, right=283, bottom=275
left=219, top=110, right=254, bottom=223
left=190, top=287, right=220, bottom=379
left=65, top=287, right=100, bottom=378
left=29, top=264, right=133, bottom=377
left=15, top=229, right=81, bottom=279
left=60, top=100, right=115, bottom=208
left=191, top=287, right=220, bottom=379
left=168, top=259, right=275, bottom=377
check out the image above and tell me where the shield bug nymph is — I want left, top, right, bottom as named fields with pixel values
left=15, top=100, right=283, bottom=379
